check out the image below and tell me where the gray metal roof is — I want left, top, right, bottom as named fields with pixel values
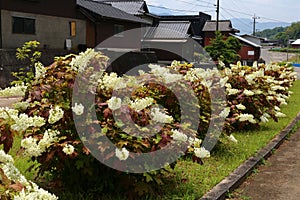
left=77, top=0, right=149, bottom=24
left=96, top=0, right=147, bottom=15
left=144, top=21, right=191, bottom=39
left=202, top=20, right=239, bottom=32
left=230, top=33, right=261, bottom=48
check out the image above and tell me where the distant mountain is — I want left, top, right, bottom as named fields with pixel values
left=147, top=8, right=291, bottom=35
left=230, top=18, right=290, bottom=35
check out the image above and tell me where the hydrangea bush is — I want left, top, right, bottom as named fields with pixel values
left=0, top=150, right=57, bottom=200
left=0, top=49, right=296, bottom=198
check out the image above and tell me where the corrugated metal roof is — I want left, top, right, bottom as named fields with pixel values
left=203, top=20, right=239, bottom=32
left=77, top=0, right=149, bottom=24
left=230, top=33, right=261, bottom=48
left=144, top=21, right=191, bottom=39
left=93, top=0, right=146, bottom=15
left=106, top=1, right=146, bottom=15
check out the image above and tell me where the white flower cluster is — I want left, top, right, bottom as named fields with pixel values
left=260, top=113, right=270, bottom=123
left=48, top=106, right=64, bottom=124
left=115, top=147, right=129, bottom=161
left=194, top=147, right=210, bottom=158
left=107, top=97, right=122, bottom=110
left=35, top=62, right=46, bottom=79
left=72, top=103, right=84, bottom=115
left=228, top=134, right=238, bottom=143
left=0, top=107, right=45, bottom=133
left=238, top=114, right=256, bottom=124
left=62, top=144, right=75, bottom=155
left=11, top=114, right=45, bottom=132
left=219, top=107, right=230, bottom=118
left=100, top=73, right=126, bottom=90
left=236, top=104, right=246, bottom=110
left=0, top=84, right=27, bottom=97
left=70, top=48, right=99, bottom=72
left=243, top=89, right=255, bottom=96
left=130, top=97, right=154, bottom=112
left=150, top=107, right=173, bottom=124
left=0, top=150, right=58, bottom=200
left=148, top=64, right=184, bottom=84
left=171, top=129, right=188, bottom=142
left=21, top=129, right=61, bottom=157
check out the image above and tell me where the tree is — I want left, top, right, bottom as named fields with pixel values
left=205, top=31, right=241, bottom=68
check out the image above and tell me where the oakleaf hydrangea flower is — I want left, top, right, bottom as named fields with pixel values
left=0, top=150, right=58, bottom=199
left=72, top=103, right=84, bottom=115
left=171, top=129, right=188, bottom=142
left=243, top=89, right=255, bottom=96
left=228, top=134, right=238, bottom=143
left=35, top=62, right=46, bottom=79
left=236, top=104, right=246, bottom=110
left=62, top=144, right=75, bottom=155
left=48, top=106, right=64, bottom=124
left=150, top=107, right=173, bottom=124
left=115, top=147, right=129, bottom=161
left=219, top=107, right=230, bottom=118
left=108, top=97, right=122, bottom=110
left=238, top=114, right=256, bottom=124
left=194, top=147, right=210, bottom=158
left=21, top=129, right=61, bottom=157
left=0, top=84, right=27, bottom=97
left=227, top=88, right=239, bottom=96
left=130, top=97, right=154, bottom=112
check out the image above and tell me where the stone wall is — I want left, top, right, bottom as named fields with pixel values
left=0, top=49, right=157, bottom=88
left=0, top=49, right=75, bottom=88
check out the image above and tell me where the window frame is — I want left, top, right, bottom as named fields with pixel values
left=113, top=24, right=125, bottom=37
left=12, top=16, right=36, bottom=35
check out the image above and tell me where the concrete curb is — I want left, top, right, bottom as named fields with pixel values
left=200, top=112, right=300, bottom=200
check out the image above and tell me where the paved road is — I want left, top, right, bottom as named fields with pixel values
left=231, top=126, right=300, bottom=200
left=0, top=97, right=22, bottom=108
left=261, top=47, right=300, bottom=79
left=261, top=47, right=296, bottom=64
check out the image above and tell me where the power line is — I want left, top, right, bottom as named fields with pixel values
left=221, top=8, right=252, bottom=31
left=148, top=0, right=290, bottom=24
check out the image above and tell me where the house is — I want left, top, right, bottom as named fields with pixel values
left=141, top=12, right=211, bottom=62
left=0, top=0, right=86, bottom=49
left=0, top=0, right=150, bottom=50
left=291, top=39, right=300, bottom=49
left=202, top=20, right=240, bottom=46
left=230, top=34, right=262, bottom=66
left=77, top=0, right=150, bottom=51
left=142, top=21, right=194, bottom=62
left=240, top=34, right=265, bottom=46
left=152, top=12, right=211, bottom=46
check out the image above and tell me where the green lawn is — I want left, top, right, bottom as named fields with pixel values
left=158, top=80, right=300, bottom=199
left=5, top=80, right=300, bottom=199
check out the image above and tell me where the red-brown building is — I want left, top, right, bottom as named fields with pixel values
left=202, top=20, right=239, bottom=46
left=230, top=34, right=261, bottom=65
left=202, top=20, right=262, bottom=65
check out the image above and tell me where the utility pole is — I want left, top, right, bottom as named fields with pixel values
left=252, top=14, right=260, bottom=36
left=216, top=0, right=220, bottom=31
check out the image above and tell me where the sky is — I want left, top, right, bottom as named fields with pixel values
left=146, top=0, right=300, bottom=23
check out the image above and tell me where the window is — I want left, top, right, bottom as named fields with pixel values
left=114, top=25, right=124, bottom=37
left=12, top=17, right=35, bottom=34
left=70, top=21, right=76, bottom=37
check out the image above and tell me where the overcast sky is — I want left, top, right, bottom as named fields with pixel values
left=146, top=0, right=300, bottom=23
